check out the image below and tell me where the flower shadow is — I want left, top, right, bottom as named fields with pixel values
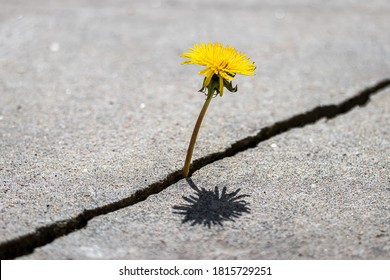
left=172, top=178, right=251, bottom=228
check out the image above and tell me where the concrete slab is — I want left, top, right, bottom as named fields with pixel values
left=1, top=0, right=389, bottom=256
left=21, top=89, right=390, bottom=259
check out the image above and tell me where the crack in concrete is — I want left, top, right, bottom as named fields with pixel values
left=0, top=79, right=389, bottom=259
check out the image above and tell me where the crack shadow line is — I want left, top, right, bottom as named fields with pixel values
left=0, top=78, right=389, bottom=259
left=188, top=79, right=390, bottom=175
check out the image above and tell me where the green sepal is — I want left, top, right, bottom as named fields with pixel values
left=198, top=74, right=238, bottom=96
left=223, top=79, right=238, bottom=93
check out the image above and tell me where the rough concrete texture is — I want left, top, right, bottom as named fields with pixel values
left=1, top=0, right=389, bottom=258
left=21, top=90, right=390, bottom=259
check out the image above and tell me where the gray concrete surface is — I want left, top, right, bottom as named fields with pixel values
left=20, top=89, right=390, bottom=259
left=1, top=0, right=389, bottom=259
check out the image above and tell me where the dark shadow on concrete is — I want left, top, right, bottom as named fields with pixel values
left=172, top=178, right=251, bottom=228
left=2, top=79, right=388, bottom=259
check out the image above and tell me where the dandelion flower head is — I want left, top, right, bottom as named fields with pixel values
left=181, top=42, right=256, bottom=96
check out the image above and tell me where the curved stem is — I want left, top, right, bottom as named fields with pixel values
left=183, top=89, right=214, bottom=177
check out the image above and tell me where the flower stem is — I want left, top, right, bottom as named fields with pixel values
left=183, top=88, right=214, bottom=177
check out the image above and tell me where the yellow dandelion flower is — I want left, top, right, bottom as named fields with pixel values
left=181, top=42, right=256, bottom=178
left=181, top=42, right=256, bottom=96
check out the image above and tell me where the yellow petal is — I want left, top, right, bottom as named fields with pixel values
left=181, top=42, right=256, bottom=96
left=202, top=69, right=214, bottom=88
